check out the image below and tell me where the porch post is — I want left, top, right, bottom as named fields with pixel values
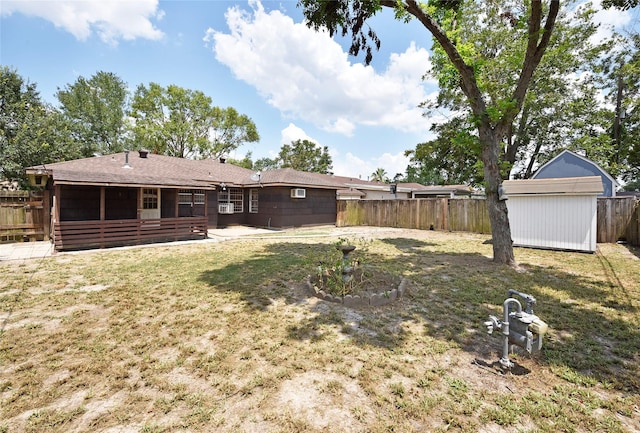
left=204, top=190, right=208, bottom=218
left=100, top=186, right=105, bottom=221
left=175, top=189, right=179, bottom=218
left=53, top=184, right=61, bottom=223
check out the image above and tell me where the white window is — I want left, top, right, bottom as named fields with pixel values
left=194, top=190, right=205, bottom=205
left=179, top=189, right=206, bottom=206
left=178, top=190, right=191, bottom=205
left=218, top=187, right=243, bottom=213
left=249, top=189, right=259, bottom=213
left=143, top=188, right=158, bottom=209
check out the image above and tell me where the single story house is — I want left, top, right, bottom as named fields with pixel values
left=26, top=151, right=429, bottom=251
left=532, top=150, right=618, bottom=197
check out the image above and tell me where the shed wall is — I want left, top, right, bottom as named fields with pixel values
left=507, top=195, right=597, bottom=252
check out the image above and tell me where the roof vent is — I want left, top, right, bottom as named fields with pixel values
left=219, top=157, right=226, bottom=164
left=138, top=149, right=149, bottom=159
left=123, top=150, right=132, bottom=169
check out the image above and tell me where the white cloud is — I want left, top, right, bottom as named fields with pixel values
left=574, top=0, right=633, bottom=46
left=1, top=0, right=164, bottom=44
left=280, top=123, right=317, bottom=145
left=204, top=1, right=435, bottom=137
left=331, top=150, right=409, bottom=179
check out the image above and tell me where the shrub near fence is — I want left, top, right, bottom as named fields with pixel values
left=337, top=197, right=639, bottom=246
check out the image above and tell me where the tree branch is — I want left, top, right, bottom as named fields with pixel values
left=505, top=0, right=560, bottom=129
left=385, top=0, right=487, bottom=121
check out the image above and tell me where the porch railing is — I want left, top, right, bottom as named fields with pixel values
left=53, top=216, right=208, bottom=251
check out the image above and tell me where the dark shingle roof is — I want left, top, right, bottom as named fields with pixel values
left=27, top=152, right=429, bottom=193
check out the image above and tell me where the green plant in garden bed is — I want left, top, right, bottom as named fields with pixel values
left=310, top=237, right=401, bottom=297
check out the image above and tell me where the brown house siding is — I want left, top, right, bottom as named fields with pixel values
left=207, top=191, right=218, bottom=228
left=246, top=187, right=336, bottom=228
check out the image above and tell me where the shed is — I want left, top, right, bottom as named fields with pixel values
left=532, top=150, right=617, bottom=197
left=502, top=176, right=604, bottom=252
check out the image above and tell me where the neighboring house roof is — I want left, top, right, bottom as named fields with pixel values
left=502, top=176, right=604, bottom=196
left=532, top=150, right=617, bottom=196
left=411, top=185, right=474, bottom=197
left=336, top=187, right=366, bottom=199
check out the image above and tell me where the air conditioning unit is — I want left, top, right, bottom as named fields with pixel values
left=290, top=188, right=306, bottom=198
left=218, top=203, right=234, bottom=214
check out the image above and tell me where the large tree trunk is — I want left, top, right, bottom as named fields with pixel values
left=479, top=125, right=516, bottom=266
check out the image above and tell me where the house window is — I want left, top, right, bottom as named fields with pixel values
left=178, top=190, right=191, bottom=205
left=218, top=187, right=243, bottom=213
left=179, top=189, right=206, bottom=205
left=194, top=190, right=205, bottom=205
left=249, top=189, right=259, bottom=213
left=143, top=188, right=158, bottom=209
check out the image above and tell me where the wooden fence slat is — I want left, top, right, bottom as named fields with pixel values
left=0, top=191, right=46, bottom=242
left=337, top=197, right=639, bottom=246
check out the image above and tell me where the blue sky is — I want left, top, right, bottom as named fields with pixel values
left=1, top=1, right=637, bottom=180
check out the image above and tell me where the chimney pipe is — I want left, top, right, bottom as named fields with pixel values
left=123, top=150, right=132, bottom=169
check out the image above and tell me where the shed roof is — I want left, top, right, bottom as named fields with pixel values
left=532, top=150, right=617, bottom=196
left=502, top=176, right=604, bottom=195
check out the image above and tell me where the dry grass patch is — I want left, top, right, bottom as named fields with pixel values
left=1, top=227, right=639, bottom=432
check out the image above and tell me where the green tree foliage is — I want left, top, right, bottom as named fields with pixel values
left=602, top=0, right=639, bottom=9
left=129, top=83, right=259, bottom=159
left=405, top=116, right=483, bottom=186
left=598, top=32, right=640, bottom=185
left=253, top=156, right=279, bottom=171
left=420, top=4, right=611, bottom=182
left=226, top=151, right=255, bottom=169
left=56, top=71, right=129, bottom=156
left=298, top=0, right=563, bottom=265
left=276, top=139, right=333, bottom=173
left=370, top=167, right=388, bottom=183
left=1, top=67, right=80, bottom=186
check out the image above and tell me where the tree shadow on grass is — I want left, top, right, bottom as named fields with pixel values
left=197, top=237, right=640, bottom=392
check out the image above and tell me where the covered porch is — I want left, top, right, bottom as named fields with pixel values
left=52, top=184, right=213, bottom=251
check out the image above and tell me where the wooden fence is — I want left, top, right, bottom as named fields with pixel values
left=0, top=191, right=46, bottom=242
left=597, top=197, right=640, bottom=244
left=337, top=197, right=640, bottom=246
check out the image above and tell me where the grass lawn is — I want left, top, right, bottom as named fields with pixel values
left=1, top=227, right=639, bottom=432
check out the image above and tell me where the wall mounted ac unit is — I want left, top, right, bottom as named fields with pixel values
left=290, top=188, right=306, bottom=198
left=218, top=203, right=234, bottom=214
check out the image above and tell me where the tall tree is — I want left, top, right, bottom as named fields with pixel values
left=1, top=67, right=80, bottom=186
left=277, top=139, right=333, bottom=173
left=416, top=3, right=610, bottom=183
left=370, top=167, right=388, bottom=183
left=56, top=71, right=129, bottom=156
left=599, top=32, right=640, bottom=185
left=129, top=83, right=259, bottom=159
left=299, top=0, right=563, bottom=265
